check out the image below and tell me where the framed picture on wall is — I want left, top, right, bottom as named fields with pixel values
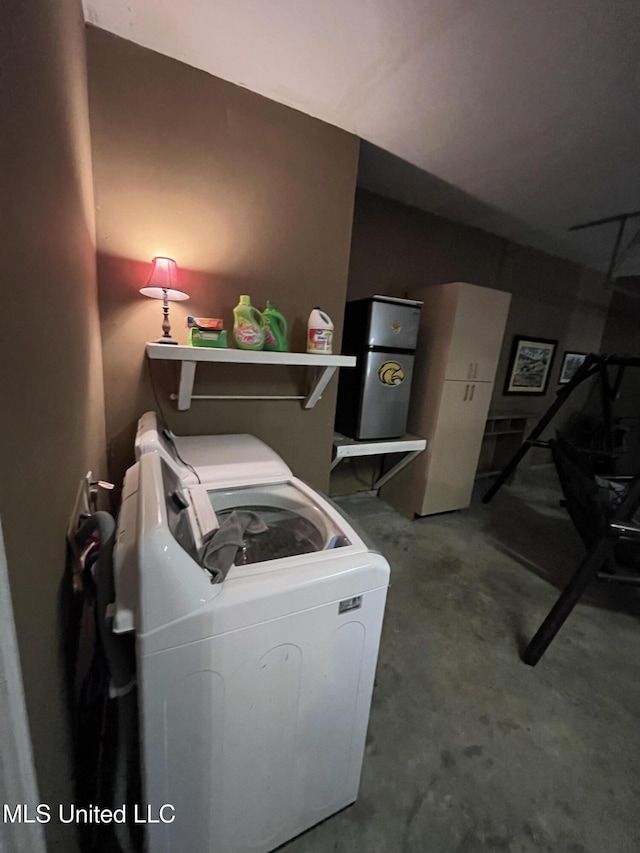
left=503, top=335, right=558, bottom=395
left=558, top=351, right=587, bottom=385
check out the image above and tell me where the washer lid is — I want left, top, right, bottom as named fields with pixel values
left=172, top=434, right=292, bottom=485
left=196, top=482, right=351, bottom=565
left=135, top=412, right=292, bottom=486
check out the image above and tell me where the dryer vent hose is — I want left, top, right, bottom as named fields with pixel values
left=74, top=511, right=137, bottom=853
left=74, top=512, right=134, bottom=691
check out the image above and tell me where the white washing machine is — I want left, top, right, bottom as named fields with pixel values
left=114, top=413, right=390, bottom=853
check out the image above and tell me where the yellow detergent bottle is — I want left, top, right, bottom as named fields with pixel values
left=262, top=301, right=288, bottom=352
left=233, top=295, right=264, bottom=350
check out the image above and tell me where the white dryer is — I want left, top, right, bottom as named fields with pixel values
left=114, top=413, right=390, bottom=853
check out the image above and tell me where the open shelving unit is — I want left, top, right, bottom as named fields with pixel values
left=476, top=412, right=534, bottom=479
left=146, top=343, right=356, bottom=411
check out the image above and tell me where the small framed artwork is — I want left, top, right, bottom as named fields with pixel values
left=558, top=351, right=587, bottom=385
left=503, top=335, right=558, bottom=395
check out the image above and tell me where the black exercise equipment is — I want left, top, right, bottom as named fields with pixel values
left=486, top=209, right=640, bottom=663
left=483, top=354, right=640, bottom=504
left=521, top=435, right=640, bottom=665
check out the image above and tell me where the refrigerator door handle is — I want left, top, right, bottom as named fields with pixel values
left=469, top=383, right=475, bottom=401
left=464, top=384, right=469, bottom=401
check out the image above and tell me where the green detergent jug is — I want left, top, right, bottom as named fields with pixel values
left=262, top=301, right=288, bottom=352
left=233, top=295, right=264, bottom=350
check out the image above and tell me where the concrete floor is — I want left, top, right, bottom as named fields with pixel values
left=282, top=468, right=640, bottom=853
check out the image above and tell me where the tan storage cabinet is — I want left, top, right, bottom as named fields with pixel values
left=382, top=282, right=511, bottom=517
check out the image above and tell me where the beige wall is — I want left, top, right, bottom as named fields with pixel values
left=0, top=0, right=106, bottom=848
left=348, top=189, right=610, bottom=422
left=86, top=27, right=359, bottom=493
left=348, top=190, right=505, bottom=300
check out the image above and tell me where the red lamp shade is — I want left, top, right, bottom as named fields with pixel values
left=139, top=257, right=189, bottom=301
left=140, top=257, right=188, bottom=344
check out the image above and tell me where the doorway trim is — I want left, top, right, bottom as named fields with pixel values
left=0, top=517, right=47, bottom=853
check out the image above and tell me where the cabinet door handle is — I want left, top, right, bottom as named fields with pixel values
left=464, top=384, right=469, bottom=401
left=468, top=362, right=473, bottom=379
left=474, top=362, right=479, bottom=378
left=470, top=383, right=475, bottom=401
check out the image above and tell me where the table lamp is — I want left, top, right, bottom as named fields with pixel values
left=140, top=257, right=189, bottom=345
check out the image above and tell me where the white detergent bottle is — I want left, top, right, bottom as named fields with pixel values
left=307, top=307, right=334, bottom=354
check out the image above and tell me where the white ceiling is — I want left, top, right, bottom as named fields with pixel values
left=83, top=0, right=640, bottom=273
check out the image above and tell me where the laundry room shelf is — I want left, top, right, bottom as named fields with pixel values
left=331, top=432, right=427, bottom=491
left=146, top=343, right=356, bottom=410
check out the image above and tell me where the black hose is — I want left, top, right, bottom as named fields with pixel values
left=74, top=512, right=138, bottom=852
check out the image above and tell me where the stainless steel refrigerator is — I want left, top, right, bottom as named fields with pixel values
left=336, top=296, right=422, bottom=440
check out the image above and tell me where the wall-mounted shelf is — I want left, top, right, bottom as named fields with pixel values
left=331, top=432, right=427, bottom=491
left=146, top=343, right=356, bottom=411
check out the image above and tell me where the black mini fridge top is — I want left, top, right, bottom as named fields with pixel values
left=335, top=295, right=422, bottom=440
